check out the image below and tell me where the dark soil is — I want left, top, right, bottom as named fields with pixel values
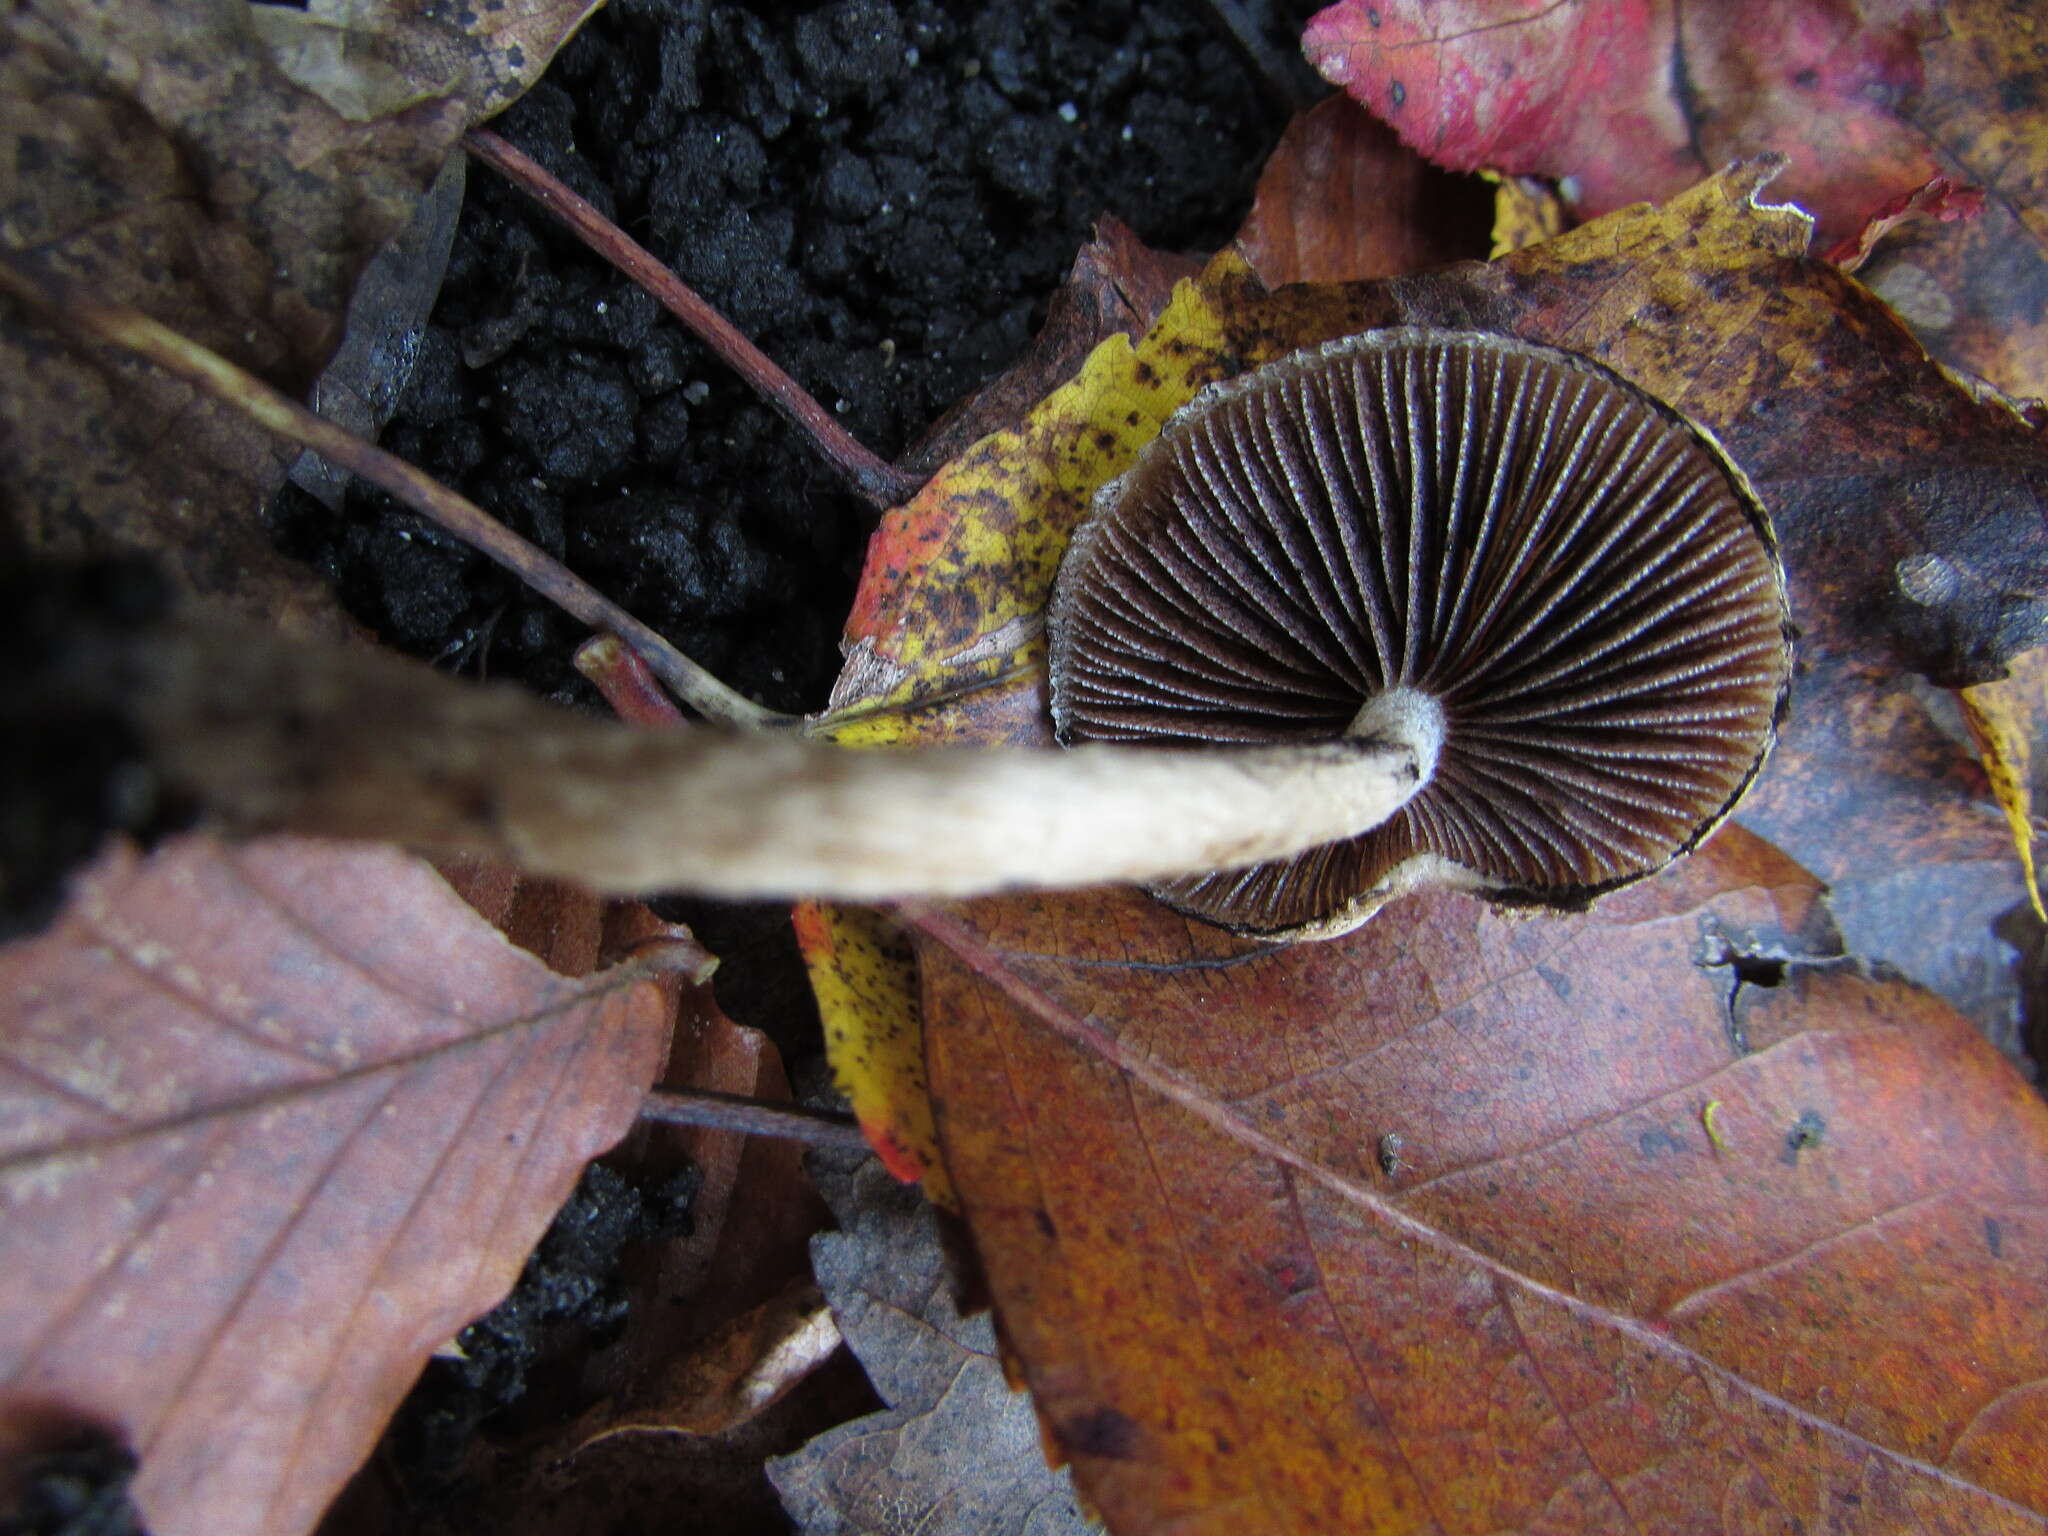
left=271, top=0, right=1323, bottom=718
left=279, top=2, right=1327, bottom=1531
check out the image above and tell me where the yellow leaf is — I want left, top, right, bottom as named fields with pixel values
left=1960, top=649, right=2048, bottom=922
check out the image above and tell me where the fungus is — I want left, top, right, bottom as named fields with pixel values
left=48, top=333, right=1789, bottom=922
left=1050, top=327, right=1792, bottom=938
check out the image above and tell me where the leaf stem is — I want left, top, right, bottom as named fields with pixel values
left=464, top=129, right=925, bottom=512
left=638, top=1088, right=869, bottom=1149
left=0, top=256, right=793, bottom=733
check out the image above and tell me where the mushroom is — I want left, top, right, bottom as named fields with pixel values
left=45, top=332, right=1789, bottom=923
left=1049, top=327, right=1793, bottom=939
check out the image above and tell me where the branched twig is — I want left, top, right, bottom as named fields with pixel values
left=0, top=256, right=792, bottom=733
left=465, top=130, right=926, bottom=512
left=638, top=1088, right=868, bottom=1149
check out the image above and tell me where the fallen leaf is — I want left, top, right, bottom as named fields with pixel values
left=1961, top=647, right=2048, bottom=925
left=1822, top=175, right=1987, bottom=271
left=624, top=930, right=827, bottom=1369
left=249, top=0, right=598, bottom=124
left=1235, top=93, right=1492, bottom=287
left=1300, top=0, right=2048, bottom=397
left=563, top=1279, right=840, bottom=1451
left=0, top=836, right=671, bottom=1536
left=1301, top=0, right=1942, bottom=248
left=794, top=901, right=948, bottom=1198
left=911, top=826, right=2048, bottom=1532
left=767, top=1152, right=1099, bottom=1536
left=286, top=153, right=469, bottom=515
left=0, top=0, right=588, bottom=631
left=1488, top=171, right=1570, bottom=257
left=811, top=162, right=2048, bottom=1530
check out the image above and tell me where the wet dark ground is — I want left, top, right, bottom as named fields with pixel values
left=272, top=0, right=1323, bottom=719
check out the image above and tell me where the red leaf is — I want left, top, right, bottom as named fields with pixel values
left=1302, top=0, right=1945, bottom=246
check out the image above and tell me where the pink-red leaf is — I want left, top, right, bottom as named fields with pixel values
left=1301, top=1, right=1943, bottom=247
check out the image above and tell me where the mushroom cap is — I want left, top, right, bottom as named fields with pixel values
left=1048, top=327, right=1793, bottom=939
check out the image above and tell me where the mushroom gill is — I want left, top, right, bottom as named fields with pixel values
left=1048, top=327, right=1794, bottom=939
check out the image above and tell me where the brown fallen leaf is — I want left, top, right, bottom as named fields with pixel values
left=0, top=836, right=672, bottom=1536
left=250, top=0, right=599, bottom=124
left=562, top=1280, right=841, bottom=1452
left=0, top=0, right=588, bottom=632
left=767, top=1152, right=1099, bottom=1536
left=1234, top=93, right=1493, bottom=288
left=595, top=919, right=828, bottom=1400
left=912, top=826, right=2048, bottom=1533
left=310, top=891, right=837, bottom=1536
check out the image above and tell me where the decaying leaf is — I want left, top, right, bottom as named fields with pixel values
left=0, top=0, right=588, bottom=631
left=910, top=829, right=2048, bottom=1533
left=767, top=1152, right=1098, bottom=1536
left=249, top=0, right=598, bottom=123
left=794, top=901, right=949, bottom=1199
left=812, top=152, right=2048, bottom=1529
left=1960, top=647, right=2048, bottom=924
left=0, top=836, right=671, bottom=1536
left=1233, top=94, right=1492, bottom=287
left=1301, top=0, right=2048, bottom=398
left=1302, top=0, right=1943, bottom=245
left=608, top=932, right=828, bottom=1391
left=562, top=1281, right=841, bottom=1452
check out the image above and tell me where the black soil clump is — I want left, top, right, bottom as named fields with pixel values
left=270, top=0, right=1320, bottom=715
left=384, top=1162, right=700, bottom=1505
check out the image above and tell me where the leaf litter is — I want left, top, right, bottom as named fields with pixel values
left=815, top=147, right=2048, bottom=1536
left=12, top=0, right=2048, bottom=1531
left=0, top=837, right=672, bottom=1536
left=0, top=0, right=592, bottom=633
left=767, top=1150, right=1098, bottom=1536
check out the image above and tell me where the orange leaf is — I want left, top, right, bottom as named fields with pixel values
left=910, top=829, right=2048, bottom=1532
left=0, top=837, right=670, bottom=1536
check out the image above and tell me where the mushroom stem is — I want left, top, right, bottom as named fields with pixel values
left=1348, top=687, right=1445, bottom=785
left=54, top=604, right=1439, bottom=902
left=481, top=732, right=1435, bottom=899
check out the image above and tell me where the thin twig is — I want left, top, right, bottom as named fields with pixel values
left=0, top=257, right=793, bottom=733
left=464, top=129, right=925, bottom=512
left=639, top=1087, right=869, bottom=1149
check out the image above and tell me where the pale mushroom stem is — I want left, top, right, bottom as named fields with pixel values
left=488, top=731, right=1437, bottom=898
left=103, top=611, right=1441, bottom=901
